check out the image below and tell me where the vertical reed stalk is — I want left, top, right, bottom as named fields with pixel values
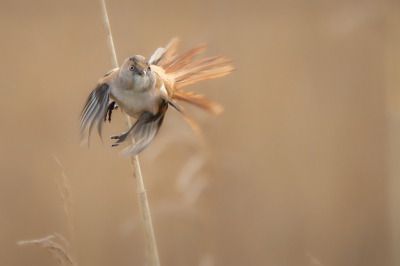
left=98, top=1, right=160, bottom=265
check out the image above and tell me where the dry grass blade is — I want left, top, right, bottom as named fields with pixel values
left=18, top=235, right=76, bottom=266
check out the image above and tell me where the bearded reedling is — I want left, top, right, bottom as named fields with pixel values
left=80, top=38, right=234, bottom=156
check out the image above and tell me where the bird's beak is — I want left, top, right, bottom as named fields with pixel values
left=138, top=70, right=146, bottom=77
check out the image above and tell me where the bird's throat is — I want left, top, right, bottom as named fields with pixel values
left=132, top=75, right=153, bottom=92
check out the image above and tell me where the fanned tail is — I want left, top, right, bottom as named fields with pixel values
left=150, top=38, right=233, bottom=129
left=171, top=56, right=233, bottom=89
left=162, top=44, right=208, bottom=73
left=152, top=39, right=234, bottom=93
left=172, top=90, right=223, bottom=115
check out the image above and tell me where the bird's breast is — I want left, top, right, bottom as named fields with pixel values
left=110, top=86, right=163, bottom=119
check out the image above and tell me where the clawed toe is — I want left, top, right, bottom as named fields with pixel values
left=104, top=101, right=118, bottom=123
left=110, top=135, right=120, bottom=147
left=110, top=128, right=130, bottom=147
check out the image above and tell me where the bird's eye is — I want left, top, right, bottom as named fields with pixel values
left=129, top=66, right=134, bottom=71
left=148, top=66, right=151, bottom=70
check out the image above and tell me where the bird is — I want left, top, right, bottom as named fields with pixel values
left=79, top=38, right=233, bottom=156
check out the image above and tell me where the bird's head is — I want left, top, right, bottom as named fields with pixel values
left=120, top=55, right=153, bottom=91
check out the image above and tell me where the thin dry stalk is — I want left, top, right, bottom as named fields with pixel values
left=54, top=157, right=75, bottom=237
left=53, top=156, right=76, bottom=263
left=98, top=1, right=160, bottom=265
left=18, top=235, right=76, bottom=266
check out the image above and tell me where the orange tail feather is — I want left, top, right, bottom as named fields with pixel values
left=172, top=90, right=223, bottom=115
left=151, top=38, right=233, bottom=129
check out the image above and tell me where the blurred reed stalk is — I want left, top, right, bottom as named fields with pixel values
left=98, top=1, right=160, bottom=265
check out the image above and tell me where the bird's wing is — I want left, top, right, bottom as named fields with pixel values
left=149, top=38, right=180, bottom=66
left=112, top=101, right=168, bottom=157
left=79, top=82, right=110, bottom=145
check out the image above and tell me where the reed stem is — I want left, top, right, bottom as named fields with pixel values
left=98, top=1, right=160, bottom=265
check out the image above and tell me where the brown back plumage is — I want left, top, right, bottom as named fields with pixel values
left=151, top=38, right=234, bottom=122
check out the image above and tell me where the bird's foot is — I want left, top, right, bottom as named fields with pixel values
left=104, top=101, right=119, bottom=123
left=110, top=134, right=122, bottom=147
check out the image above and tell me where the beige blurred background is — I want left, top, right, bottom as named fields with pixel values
left=1, top=0, right=400, bottom=265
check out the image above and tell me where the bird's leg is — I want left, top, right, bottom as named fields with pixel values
left=104, top=101, right=119, bottom=123
left=110, top=133, right=122, bottom=140
left=110, top=119, right=140, bottom=147
left=110, top=130, right=130, bottom=147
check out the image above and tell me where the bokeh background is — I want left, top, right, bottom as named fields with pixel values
left=1, top=0, right=400, bottom=265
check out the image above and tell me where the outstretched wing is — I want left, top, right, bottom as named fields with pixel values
left=112, top=101, right=168, bottom=157
left=149, top=38, right=179, bottom=66
left=79, top=83, right=110, bottom=145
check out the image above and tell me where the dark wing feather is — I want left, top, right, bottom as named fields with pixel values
left=112, top=102, right=168, bottom=157
left=79, top=83, right=110, bottom=145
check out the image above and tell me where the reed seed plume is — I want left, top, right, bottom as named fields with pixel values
left=53, top=156, right=76, bottom=261
left=54, top=157, right=74, bottom=222
left=18, top=157, right=77, bottom=266
left=18, top=235, right=76, bottom=266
